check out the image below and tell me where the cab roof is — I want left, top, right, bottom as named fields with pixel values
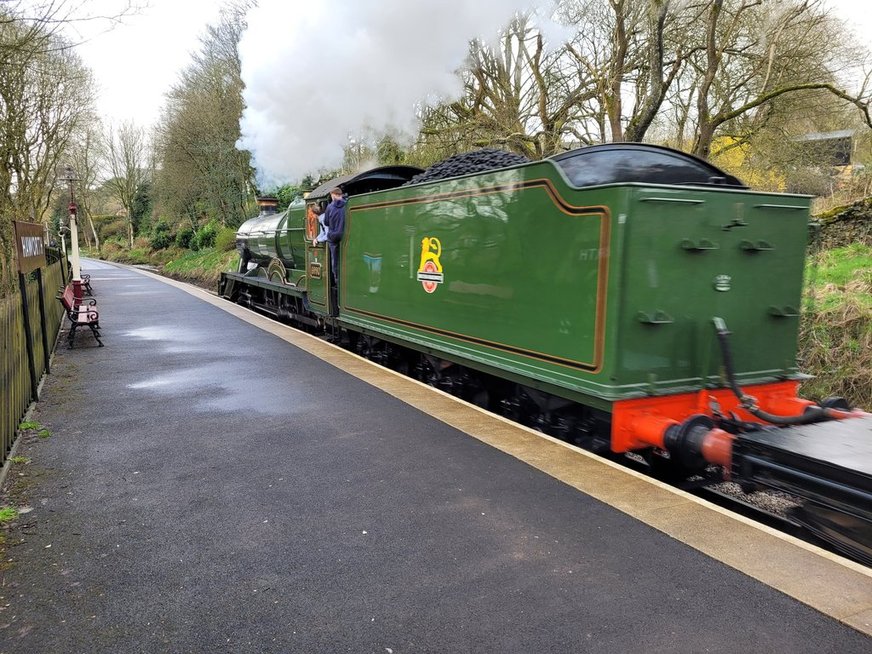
left=307, top=165, right=424, bottom=201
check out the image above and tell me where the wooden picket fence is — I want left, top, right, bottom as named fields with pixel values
left=0, top=259, right=66, bottom=464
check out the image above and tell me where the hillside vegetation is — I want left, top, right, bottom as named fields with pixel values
left=799, top=200, right=872, bottom=407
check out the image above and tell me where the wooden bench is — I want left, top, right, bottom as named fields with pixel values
left=80, top=273, right=93, bottom=296
left=57, top=285, right=103, bottom=348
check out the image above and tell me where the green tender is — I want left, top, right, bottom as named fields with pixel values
left=333, top=159, right=810, bottom=405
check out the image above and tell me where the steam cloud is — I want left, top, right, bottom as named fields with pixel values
left=238, top=0, right=554, bottom=185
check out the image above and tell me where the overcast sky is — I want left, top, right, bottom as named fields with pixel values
left=72, top=0, right=226, bottom=128
left=69, top=0, right=871, bottom=130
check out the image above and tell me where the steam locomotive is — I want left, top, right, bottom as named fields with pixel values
left=220, top=144, right=872, bottom=563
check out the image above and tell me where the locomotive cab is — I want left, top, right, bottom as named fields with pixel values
left=303, top=166, right=423, bottom=314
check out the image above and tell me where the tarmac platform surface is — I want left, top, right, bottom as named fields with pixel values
left=0, top=261, right=870, bottom=653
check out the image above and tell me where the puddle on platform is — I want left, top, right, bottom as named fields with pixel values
left=128, top=377, right=179, bottom=389
left=124, top=325, right=209, bottom=354
left=126, top=325, right=193, bottom=341
left=128, top=363, right=307, bottom=415
left=128, top=367, right=206, bottom=391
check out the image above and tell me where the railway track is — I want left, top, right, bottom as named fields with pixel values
left=691, top=485, right=872, bottom=567
left=692, top=486, right=807, bottom=540
left=619, top=459, right=860, bottom=562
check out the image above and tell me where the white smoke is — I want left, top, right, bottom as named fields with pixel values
left=238, top=0, right=556, bottom=186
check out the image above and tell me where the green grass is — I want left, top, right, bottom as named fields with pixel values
left=19, top=420, right=52, bottom=439
left=799, top=243, right=872, bottom=407
left=804, top=243, right=872, bottom=311
left=9, top=456, right=29, bottom=465
left=162, top=248, right=239, bottom=289
left=86, top=241, right=239, bottom=290
left=808, top=243, right=872, bottom=286
left=0, top=507, right=17, bottom=524
left=163, top=248, right=238, bottom=275
left=85, top=244, right=182, bottom=267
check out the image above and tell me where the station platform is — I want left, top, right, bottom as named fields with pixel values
left=0, top=260, right=870, bottom=653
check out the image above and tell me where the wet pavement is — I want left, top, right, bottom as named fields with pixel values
left=0, top=261, right=870, bottom=653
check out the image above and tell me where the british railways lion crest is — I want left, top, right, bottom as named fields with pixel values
left=416, top=236, right=444, bottom=293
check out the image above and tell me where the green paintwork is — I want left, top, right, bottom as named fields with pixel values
left=306, top=244, right=330, bottom=310
left=614, top=190, right=809, bottom=397
left=333, top=160, right=810, bottom=404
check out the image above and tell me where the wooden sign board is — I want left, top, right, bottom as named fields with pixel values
left=13, top=221, right=46, bottom=274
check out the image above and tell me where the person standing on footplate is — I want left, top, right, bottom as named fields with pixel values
left=324, top=187, right=346, bottom=287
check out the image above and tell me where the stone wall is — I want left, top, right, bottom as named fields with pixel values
left=813, top=198, right=872, bottom=249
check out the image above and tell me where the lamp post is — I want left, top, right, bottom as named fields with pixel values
left=58, top=225, right=69, bottom=257
left=59, top=166, right=83, bottom=299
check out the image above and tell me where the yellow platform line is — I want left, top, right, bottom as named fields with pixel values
left=129, top=267, right=872, bottom=637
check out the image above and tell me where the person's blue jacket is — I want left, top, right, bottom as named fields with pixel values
left=324, top=198, right=347, bottom=244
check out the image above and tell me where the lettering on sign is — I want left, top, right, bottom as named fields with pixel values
left=13, top=221, right=46, bottom=274
left=21, top=236, right=43, bottom=257
left=577, top=247, right=602, bottom=262
left=309, top=262, right=322, bottom=279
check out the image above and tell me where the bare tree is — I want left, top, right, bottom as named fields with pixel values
left=68, top=121, right=104, bottom=250
left=553, top=0, right=695, bottom=144
left=0, top=10, right=95, bottom=293
left=622, top=0, right=690, bottom=142
left=419, top=13, right=599, bottom=159
left=154, top=1, right=255, bottom=230
left=103, top=121, right=149, bottom=248
left=687, top=0, right=871, bottom=158
left=0, top=0, right=140, bottom=56
left=419, top=0, right=871, bottom=164
left=418, top=1, right=694, bottom=157
left=0, top=0, right=138, bottom=294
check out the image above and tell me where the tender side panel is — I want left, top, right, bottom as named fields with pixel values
left=339, top=167, right=614, bottom=398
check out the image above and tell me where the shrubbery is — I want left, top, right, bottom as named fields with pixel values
left=144, top=220, right=236, bottom=252
left=799, top=243, right=872, bottom=408
left=101, top=240, right=125, bottom=258
left=150, top=219, right=173, bottom=250
left=98, top=217, right=129, bottom=243
left=175, top=226, right=195, bottom=249
left=193, top=221, right=218, bottom=250
left=215, top=227, right=238, bottom=252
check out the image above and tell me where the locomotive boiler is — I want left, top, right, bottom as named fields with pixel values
left=221, top=144, right=871, bottom=563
